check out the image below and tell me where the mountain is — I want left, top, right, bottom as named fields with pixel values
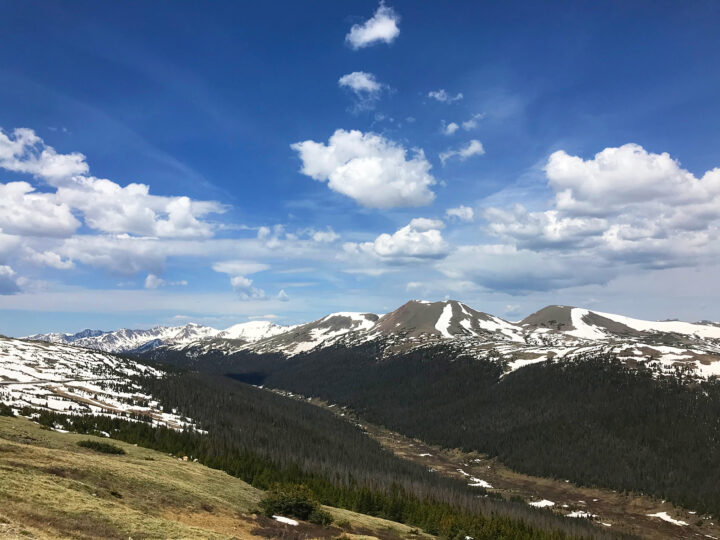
left=23, top=300, right=720, bottom=380
left=0, top=336, right=190, bottom=429
left=25, top=328, right=109, bottom=344
left=25, top=321, right=295, bottom=355
left=217, top=320, right=293, bottom=341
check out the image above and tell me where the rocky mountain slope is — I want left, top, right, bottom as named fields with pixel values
left=0, top=336, right=191, bottom=428
left=24, top=300, right=720, bottom=381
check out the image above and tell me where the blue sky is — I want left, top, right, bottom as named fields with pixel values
left=1, top=1, right=720, bottom=335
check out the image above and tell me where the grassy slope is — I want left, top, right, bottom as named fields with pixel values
left=0, top=416, right=430, bottom=540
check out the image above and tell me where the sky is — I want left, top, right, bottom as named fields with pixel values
left=1, top=1, right=720, bottom=335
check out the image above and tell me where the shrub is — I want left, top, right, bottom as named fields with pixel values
left=259, top=484, right=332, bottom=525
left=0, top=403, right=14, bottom=417
left=77, top=440, right=126, bottom=455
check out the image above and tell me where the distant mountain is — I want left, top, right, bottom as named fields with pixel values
left=24, top=300, right=720, bottom=380
left=0, top=336, right=190, bottom=429
left=24, top=320, right=295, bottom=354
left=25, top=328, right=109, bottom=344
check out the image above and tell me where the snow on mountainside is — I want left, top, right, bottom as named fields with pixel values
left=25, top=321, right=296, bottom=354
left=0, top=337, right=192, bottom=429
left=22, top=300, right=720, bottom=381
left=217, top=320, right=293, bottom=341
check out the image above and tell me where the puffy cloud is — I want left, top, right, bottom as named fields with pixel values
left=446, top=205, right=474, bottom=222
left=56, top=177, right=224, bottom=238
left=442, top=122, right=459, bottom=135
left=229, top=275, right=266, bottom=301
left=440, top=139, right=485, bottom=164
left=0, top=182, right=80, bottom=237
left=24, top=249, right=74, bottom=270
left=291, top=129, right=436, bottom=208
left=0, top=265, right=21, bottom=295
left=144, top=274, right=165, bottom=289
left=428, top=89, right=463, bottom=103
left=443, top=114, right=484, bottom=135
left=464, top=143, right=720, bottom=292
left=338, top=71, right=382, bottom=94
left=344, top=218, right=449, bottom=261
left=338, top=72, right=385, bottom=111
left=545, top=143, right=720, bottom=217
left=310, top=228, right=340, bottom=243
left=0, top=128, right=225, bottom=240
left=277, top=289, right=290, bottom=302
left=461, top=113, right=485, bottom=130
left=144, top=274, right=188, bottom=289
left=212, top=260, right=270, bottom=275
left=0, top=127, right=88, bottom=181
left=345, top=3, right=400, bottom=50
left=57, top=235, right=167, bottom=275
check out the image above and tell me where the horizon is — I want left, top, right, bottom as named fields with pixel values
left=2, top=1, right=720, bottom=335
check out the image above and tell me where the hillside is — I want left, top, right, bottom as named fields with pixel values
left=0, top=415, right=432, bottom=539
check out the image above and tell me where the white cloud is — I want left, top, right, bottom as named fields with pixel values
left=24, top=249, right=74, bottom=270
left=229, top=275, right=266, bottom=301
left=0, top=127, right=88, bottom=181
left=144, top=274, right=189, bottom=289
left=345, top=3, right=400, bottom=50
left=277, top=289, right=290, bottom=302
left=443, top=122, right=459, bottom=135
left=0, top=128, right=225, bottom=240
left=291, top=129, right=436, bottom=208
left=212, top=260, right=270, bottom=276
left=344, top=218, right=449, bottom=261
left=440, top=139, right=485, bottom=164
left=462, top=113, right=485, bottom=130
left=450, top=143, right=720, bottom=293
left=310, top=228, right=340, bottom=243
left=446, top=205, right=474, bottom=222
left=144, top=274, right=165, bottom=289
left=428, top=89, right=463, bottom=103
left=0, top=265, right=21, bottom=295
left=0, top=182, right=80, bottom=237
left=338, top=72, right=385, bottom=111
left=338, top=71, right=382, bottom=94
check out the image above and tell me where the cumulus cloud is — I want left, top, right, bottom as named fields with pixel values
left=345, top=3, right=400, bottom=50
left=0, top=128, right=225, bottom=240
left=145, top=273, right=188, bottom=289
left=461, top=113, right=485, bottom=130
left=450, top=143, right=720, bottom=293
left=0, top=181, right=80, bottom=237
left=443, top=114, right=484, bottom=135
left=24, top=249, right=74, bottom=270
left=277, top=289, right=290, bottom=302
left=0, top=128, right=88, bottom=181
left=229, top=275, right=266, bottom=301
left=0, top=265, right=21, bottom=295
left=446, top=205, right=474, bottom=222
left=344, top=218, right=449, bottom=261
left=291, top=129, right=436, bottom=208
left=309, top=227, right=340, bottom=243
left=439, top=139, right=485, bottom=164
left=428, top=89, right=463, bottom=103
left=338, top=72, right=386, bottom=111
left=442, top=122, right=459, bottom=135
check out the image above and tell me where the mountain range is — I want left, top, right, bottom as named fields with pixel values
left=24, top=300, right=720, bottom=380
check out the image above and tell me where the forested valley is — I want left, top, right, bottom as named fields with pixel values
left=145, top=343, right=720, bottom=517
left=20, top=370, right=617, bottom=540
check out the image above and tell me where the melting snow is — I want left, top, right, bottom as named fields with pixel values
left=272, top=515, right=298, bottom=526
left=647, top=512, right=688, bottom=526
left=435, top=303, right=454, bottom=338
left=568, top=309, right=607, bottom=340
left=529, top=499, right=555, bottom=508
